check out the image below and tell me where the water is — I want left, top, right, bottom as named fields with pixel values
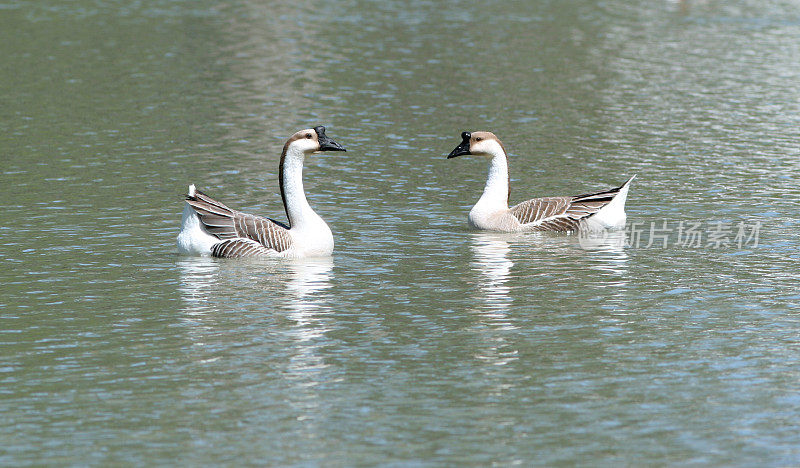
left=2, top=0, right=800, bottom=465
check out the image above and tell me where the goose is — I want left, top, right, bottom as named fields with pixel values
left=177, top=126, right=346, bottom=258
left=447, top=131, right=634, bottom=232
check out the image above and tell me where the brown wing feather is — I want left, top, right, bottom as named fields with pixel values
left=185, top=188, right=292, bottom=253
left=509, top=177, right=634, bottom=231
left=509, top=189, right=619, bottom=231
left=211, top=239, right=277, bottom=258
left=509, top=196, right=584, bottom=231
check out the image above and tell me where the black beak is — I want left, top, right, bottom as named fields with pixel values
left=314, top=125, right=346, bottom=152
left=447, top=131, right=471, bottom=159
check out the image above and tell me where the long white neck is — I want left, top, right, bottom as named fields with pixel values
left=280, top=146, right=321, bottom=229
left=476, top=150, right=510, bottom=211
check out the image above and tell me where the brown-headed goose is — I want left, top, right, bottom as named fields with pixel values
left=447, top=131, right=634, bottom=232
left=177, top=126, right=346, bottom=258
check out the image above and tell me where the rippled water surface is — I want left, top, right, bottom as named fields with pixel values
left=2, top=0, right=800, bottom=465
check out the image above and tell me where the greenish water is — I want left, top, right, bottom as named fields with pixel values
left=2, top=0, right=800, bottom=465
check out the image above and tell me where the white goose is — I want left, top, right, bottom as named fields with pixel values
left=177, top=126, right=346, bottom=258
left=447, top=131, right=634, bottom=232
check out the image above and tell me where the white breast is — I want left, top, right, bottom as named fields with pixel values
left=286, top=219, right=334, bottom=257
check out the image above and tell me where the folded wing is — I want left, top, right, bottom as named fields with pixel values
left=509, top=182, right=626, bottom=232
left=210, top=239, right=279, bottom=258
left=185, top=188, right=292, bottom=256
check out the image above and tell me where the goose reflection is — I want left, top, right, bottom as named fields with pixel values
left=177, top=256, right=222, bottom=317
left=176, top=256, right=335, bottom=417
left=176, top=256, right=231, bottom=349
left=574, top=230, right=632, bottom=316
left=282, top=257, right=334, bottom=340
left=177, top=256, right=333, bottom=309
left=470, top=232, right=515, bottom=319
left=469, top=233, right=520, bottom=375
left=176, top=256, right=334, bottom=342
left=285, top=257, right=333, bottom=300
left=577, top=229, right=630, bottom=277
left=280, top=257, right=335, bottom=392
left=577, top=228, right=627, bottom=252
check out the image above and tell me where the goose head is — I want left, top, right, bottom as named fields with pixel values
left=286, top=126, right=347, bottom=154
left=447, top=131, right=505, bottom=159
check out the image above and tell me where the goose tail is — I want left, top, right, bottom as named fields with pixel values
left=585, top=175, right=636, bottom=230
left=177, top=184, right=219, bottom=255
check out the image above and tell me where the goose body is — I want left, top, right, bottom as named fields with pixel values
left=447, top=131, right=634, bottom=233
left=177, top=126, right=345, bottom=258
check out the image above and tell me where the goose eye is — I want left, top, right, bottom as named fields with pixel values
left=305, top=133, right=313, bottom=139
left=476, top=137, right=483, bottom=142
